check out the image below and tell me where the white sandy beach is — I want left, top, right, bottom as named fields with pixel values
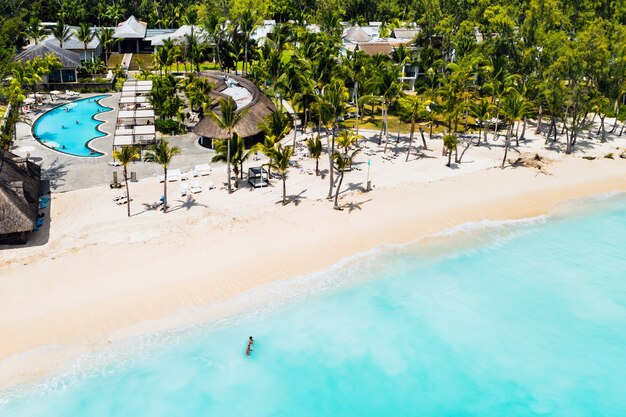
left=1, top=128, right=626, bottom=390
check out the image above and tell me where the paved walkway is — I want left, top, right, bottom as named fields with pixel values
left=12, top=93, right=214, bottom=192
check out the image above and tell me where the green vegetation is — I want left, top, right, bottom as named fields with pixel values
left=1, top=0, right=625, bottom=208
left=112, top=146, right=140, bottom=217
left=143, top=140, right=182, bottom=213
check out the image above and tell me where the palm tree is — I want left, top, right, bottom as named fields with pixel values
left=113, top=146, right=140, bottom=217
left=144, top=140, right=182, bottom=213
left=267, top=145, right=294, bottom=205
left=443, top=134, right=457, bottom=167
left=342, top=50, right=369, bottom=136
left=75, top=23, right=93, bottom=63
left=258, top=109, right=291, bottom=140
left=207, top=98, right=248, bottom=194
left=24, top=17, right=47, bottom=45
left=96, top=28, right=118, bottom=67
left=51, top=22, right=72, bottom=49
left=204, top=13, right=226, bottom=71
left=372, top=62, right=402, bottom=150
left=470, top=99, right=493, bottom=146
left=321, top=79, right=349, bottom=199
left=238, top=10, right=259, bottom=76
left=500, top=91, right=531, bottom=167
left=332, top=148, right=360, bottom=210
left=400, top=94, right=428, bottom=161
left=306, top=135, right=322, bottom=175
left=211, top=136, right=248, bottom=188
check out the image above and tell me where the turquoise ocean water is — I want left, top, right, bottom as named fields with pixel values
left=32, top=95, right=111, bottom=157
left=2, top=193, right=626, bottom=416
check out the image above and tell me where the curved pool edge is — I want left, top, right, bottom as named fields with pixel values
left=31, top=94, right=114, bottom=158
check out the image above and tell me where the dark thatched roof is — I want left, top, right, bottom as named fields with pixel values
left=356, top=42, right=395, bottom=56
left=391, top=28, right=420, bottom=40
left=0, top=152, right=41, bottom=237
left=13, top=42, right=82, bottom=68
left=193, top=72, right=277, bottom=139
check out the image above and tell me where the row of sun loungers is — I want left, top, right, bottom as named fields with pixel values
left=180, top=181, right=216, bottom=196
left=158, top=164, right=212, bottom=183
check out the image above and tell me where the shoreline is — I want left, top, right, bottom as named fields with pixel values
left=1, top=154, right=626, bottom=391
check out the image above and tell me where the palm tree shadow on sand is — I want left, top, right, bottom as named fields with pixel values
left=168, top=195, right=209, bottom=212
left=276, top=189, right=307, bottom=206
left=342, top=198, right=373, bottom=213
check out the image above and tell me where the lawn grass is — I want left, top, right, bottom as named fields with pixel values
left=106, top=53, right=124, bottom=68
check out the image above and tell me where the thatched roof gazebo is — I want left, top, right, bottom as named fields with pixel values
left=193, top=72, right=277, bottom=148
left=0, top=152, right=41, bottom=245
left=342, top=26, right=371, bottom=43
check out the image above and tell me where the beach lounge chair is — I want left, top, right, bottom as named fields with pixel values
left=206, top=181, right=216, bottom=190
left=194, top=164, right=211, bottom=176
left=190, top=181, right=202, bottom=194
left=167, top=169, right=182, bottom=182
left=180, top=183, right=189, bottom=196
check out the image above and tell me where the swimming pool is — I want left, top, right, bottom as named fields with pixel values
left=32, top=95, right=112, bottom=157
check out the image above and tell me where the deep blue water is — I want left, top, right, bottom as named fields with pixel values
left=1, top=194, right=626, bottom=416
left=32, top=95, right=111, bottom=157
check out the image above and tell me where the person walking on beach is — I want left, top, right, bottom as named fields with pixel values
left=246, top=336, right=254, bottom=356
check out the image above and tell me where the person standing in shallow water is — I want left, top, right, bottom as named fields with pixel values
left=246, top=336, right=254, bottom=356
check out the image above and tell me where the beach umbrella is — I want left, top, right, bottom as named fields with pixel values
left=24, top=97, right=36, bottom=104
left=50, top=90, right=61, bottom=95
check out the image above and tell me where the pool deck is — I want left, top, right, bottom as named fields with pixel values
left=12, top=93, right=215, bottom=193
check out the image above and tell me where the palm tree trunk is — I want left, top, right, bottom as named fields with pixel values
left=282, top=176, right=286, bottom=205
left=354, top=80, right=360, bottom=136
left=124, top=167, right=131, bottom=217
left=163, top=167, right=168, bottom=213
left=536, top=105, right=543, bottom=134
left=216, top=40, right=222, bottom=71
left=501, top=126, right=512, bottom=169
left=446, top=149, right=452, bottom=167
left=327, top=124, right=336, bottom=199
left=315, top=158, right=319, bottom=175
left=419, top=126, right=427, bottom=150
left=334, top=169, right=344, bottom=209
left=477, top=125, right=482, bottom=146
left=406, top=119, right=415, bottom=162
left=227, top=135, right=232, bottom=193
left=244, top=40, right=248, bottom=76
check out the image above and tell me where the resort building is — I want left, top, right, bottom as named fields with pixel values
left=0, top=152, right=42, bottom=244
left=38, top=33, right=102, bottom=62
left=13, top=42, right=80, bottom=84
left=193, top=72, right=277, bottom=148
left=113, top=16, right=152, bottom=54
left=148, top=25, right=210, bottom=48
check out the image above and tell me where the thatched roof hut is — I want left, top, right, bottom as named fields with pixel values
left=193, top=72, right=277, bottom=147
left=356, top=42, right=395, bottom=56
left=14, top=42, right=81, bottom=68
left=342, top=26, right=371, bottom=43
left=0, top=152, right=41, bottom=244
